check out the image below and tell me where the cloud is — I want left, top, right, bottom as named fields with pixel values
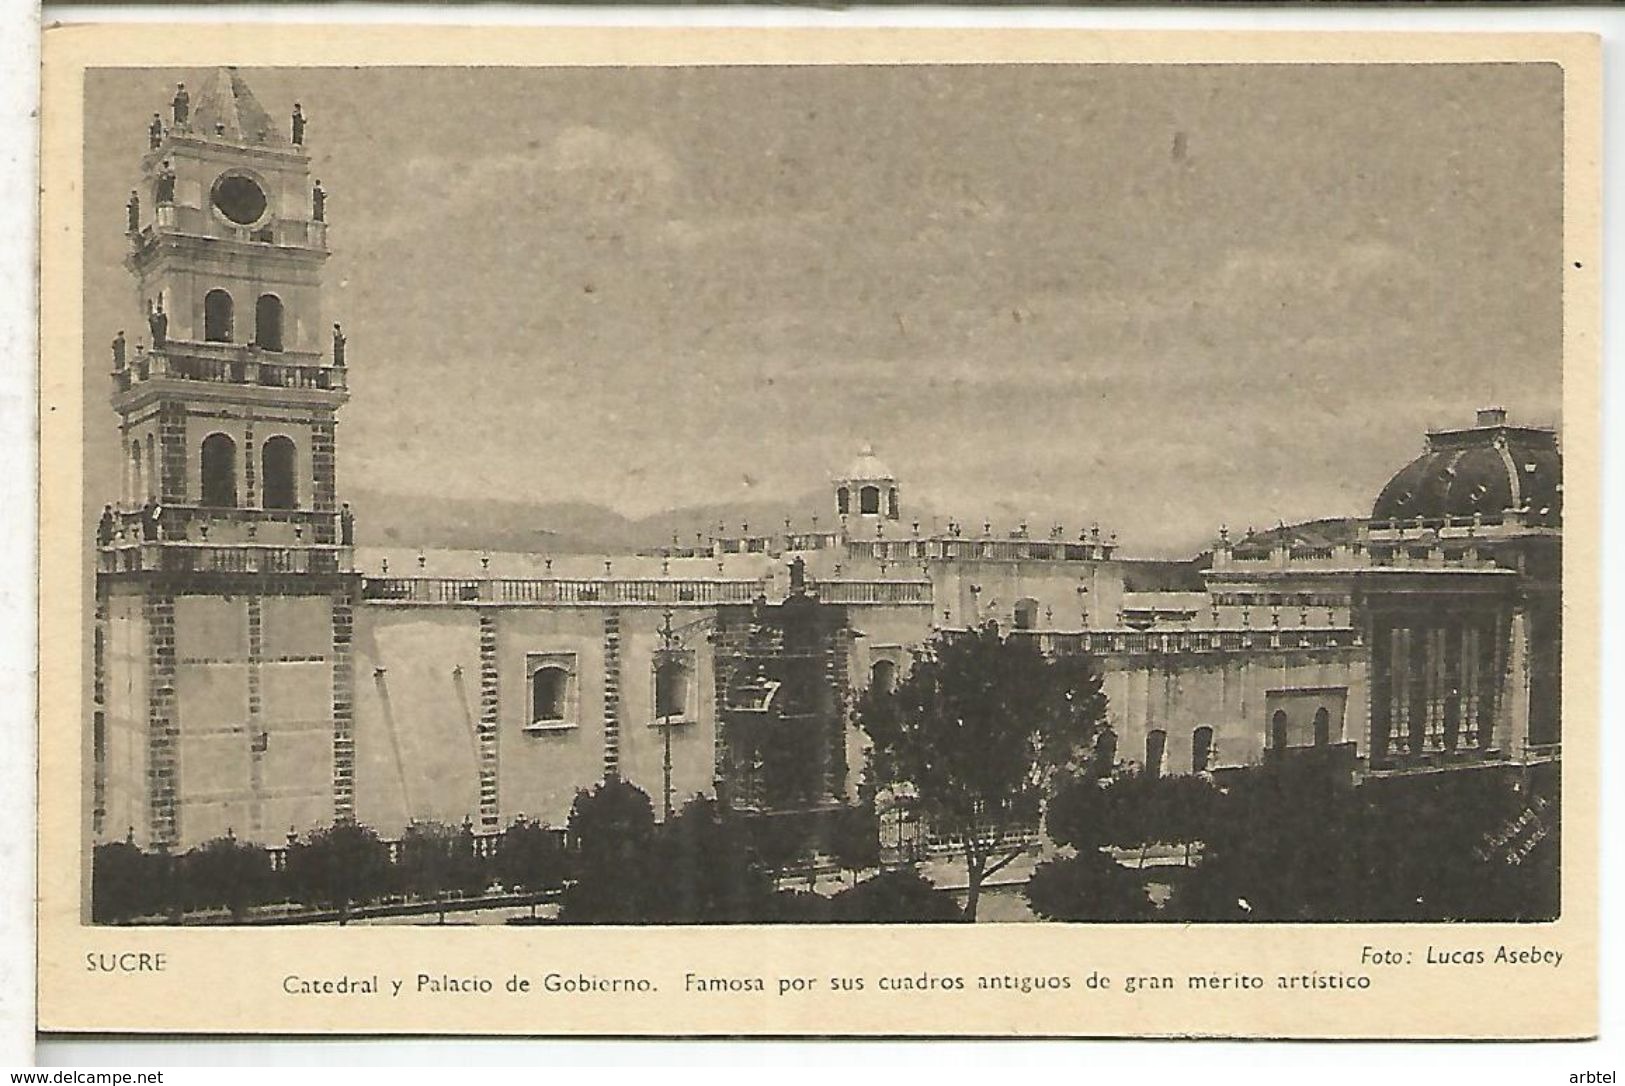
left=363, top=125, right=682, bottom=243
left=551, top=124, right=678, bottom=190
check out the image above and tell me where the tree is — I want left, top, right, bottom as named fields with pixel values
left=1055, top=770, right=1222, bottom=864
left=177, top=833, right=274, bottom=919
left=828, top=868, right=962, bottom=923
left=494, top=818, right=567, bottom=918
left=649, top=796, right=775, bottom=923
left=1024, top=851, right=1153, bottom=922
left=858, top=623, right=1107, bottom=920
left=827, top=803, right=881, bottom=880
left=1166, top=764, right=1359, bottom=922
left=91, top=841, right=165, bottom=924
left=558, top=778, right=659, bottom=923
left=751, top=812, right=813, bottom=878
left=396, top=820, right=487, bottom=923
left=283, top=821, right=392, bottom=924
left=1043, top=774, right=1113, bottom=852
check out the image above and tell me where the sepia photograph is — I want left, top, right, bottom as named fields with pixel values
left=80, top=58, right=1567, bottom=929
left=36, top=25, right=1599, bottom=1039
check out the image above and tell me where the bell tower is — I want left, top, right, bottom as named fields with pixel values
left=95, top=69, right=358, bottom=854
left=832, top=443, right=900, bottom=525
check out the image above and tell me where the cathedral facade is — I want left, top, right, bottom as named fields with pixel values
left=91, top=70, right=1562, bottom=855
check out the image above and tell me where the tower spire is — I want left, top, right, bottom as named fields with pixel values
left=189, top=67, right=286, bottom=146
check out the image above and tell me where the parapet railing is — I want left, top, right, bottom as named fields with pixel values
left=112, top=344, right=345, bottom=394
left=809, top=579, right=933, bottom=606
left=100, top=542, right=350, bottom=576
left=361, top=577, right=768, bottom=607
left=100, top=505, right=344, bottom=545
left=357, top=576, right=938, bottom=608
left=1012, top=627, right=1361, bottom=656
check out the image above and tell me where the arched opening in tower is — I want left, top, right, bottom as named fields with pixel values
left=204, top=289, right=235, bottom=343
left=200, top=432, right=238, bottom=507
left=261, top=435, right=297, bottom=509
left=255, top=294, right=284, bottom=352
left=859, top=485, right=881, bottom=515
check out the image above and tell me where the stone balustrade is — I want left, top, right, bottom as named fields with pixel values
left=112, top=344, right=344, bottom=395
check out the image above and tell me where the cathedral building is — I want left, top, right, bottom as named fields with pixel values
left=91, top=70, right=1562, bottom=856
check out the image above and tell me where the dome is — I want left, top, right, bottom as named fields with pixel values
left=840, top=442, right=895, bottom=482
left=1372, top=410, right=1561, bottom=526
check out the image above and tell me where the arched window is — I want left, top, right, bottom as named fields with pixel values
left=261, top=436, right=297, bottom=510
left=1192, top=726, right=1215, bottom=773
left=836, top=487, right=850, bottom=516
left=1013, top=598, right=1040, bottom=631
left=204, top=289, right=235, bottom=343
left=1092, top=729, right=1118, bottom=778
left=1271, top=709, right=1289, bottom=751
left=859, top=485, right=881, bottom=515
left=655, top=658, right=690, bottom=721
left=255, top=294, right=284, bottom=352
left=200, top=433, right=237, bottom=507
left=870, top=659, right=898, bottom=695
left=887, top=487, right=900, bottom=519
left=145, top=435, right=157, bottom=501
left=1145, top=729, right=1167, bottom=779
left=531, top=668, right=568, bottom=724
left=1313, top=706, right=1331, bottom=747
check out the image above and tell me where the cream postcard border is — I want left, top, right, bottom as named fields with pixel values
left=37, top=24, right=1601, bottom=1039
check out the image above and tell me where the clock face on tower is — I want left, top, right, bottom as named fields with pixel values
left=211, top=173, right=268, bottom=225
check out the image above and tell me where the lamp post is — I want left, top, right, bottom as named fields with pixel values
left=657, top=608, right=677, bottom=822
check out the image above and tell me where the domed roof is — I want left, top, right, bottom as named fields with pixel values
left=840, top=442, right=895, bottom=482
left=1372, top=409, right=1561, bottom=526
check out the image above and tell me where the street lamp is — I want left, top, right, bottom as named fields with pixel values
left=657, top=608, right=678, bottom=822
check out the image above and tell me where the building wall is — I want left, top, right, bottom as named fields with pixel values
left=170, top=592, right=336, bottom=849
left=99, top=593, right=150, bottom=846
left=95, top=587, right=339, bottom=851
left=351, top=608, right=485, bottom=836
left=612, top=609, right=718, bottom=818
left=1098, top=647, right=1368, bottom=777
left=351, top=603, right=723, bottom=837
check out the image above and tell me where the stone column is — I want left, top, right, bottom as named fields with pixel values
left=1502, top=606, right=1531, bottom=756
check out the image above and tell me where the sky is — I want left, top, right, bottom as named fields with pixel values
left=82, top=63, right=1564, bottom=555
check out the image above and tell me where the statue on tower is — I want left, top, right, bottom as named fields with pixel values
left=110, top=330, right=125, bottom=369
left=125, top=190, right=139, bottom=234
left=171, top=82, right=190, bottom=127
left=331, top=322, right=346, bottom=366
left=147, top=113, right=163, bottom=150
left=291, top=103, right=306, bottom=146
left=154, top=161, right=176, bottom=206
left=147, top=300, right=167, bottom=349
left=312, top=180, right=326, bottom=222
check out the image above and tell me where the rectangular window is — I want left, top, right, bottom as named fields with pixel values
left=525, top=652, right=578, bottom=733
